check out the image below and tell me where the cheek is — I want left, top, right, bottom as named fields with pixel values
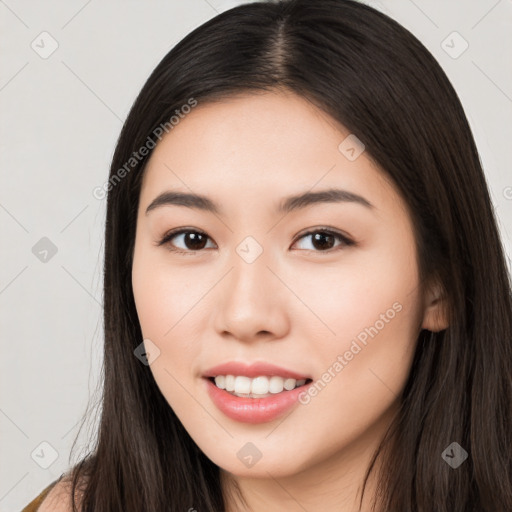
left=294, top=242, right=419, bottom=351
left=132, top=266, right=205, bottom=431
left=131, top=245, right=204, bottom=393
left=294, top=237, right=421, bottom=412
left=132, top=240, right=203, bottom=339
left=290, top=288, right=419, bottom=467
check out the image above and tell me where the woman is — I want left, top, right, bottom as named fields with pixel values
left=27, top=0, right=512, bottom=510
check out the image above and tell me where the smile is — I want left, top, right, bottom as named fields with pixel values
left=203, top=361, right=313, bottom=423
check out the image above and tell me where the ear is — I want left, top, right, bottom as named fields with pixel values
left=421, top=278, right=449, bottom=332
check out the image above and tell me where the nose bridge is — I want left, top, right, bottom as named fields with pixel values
left=228, top=234, right=275, bottom=307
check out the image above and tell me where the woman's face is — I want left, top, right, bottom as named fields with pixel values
left=131, top=90, right=444, bottom=479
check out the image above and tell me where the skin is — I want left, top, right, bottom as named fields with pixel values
left=131, top=89, right=448, bottom=511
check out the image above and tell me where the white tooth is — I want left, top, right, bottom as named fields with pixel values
left=283, top=378, right=297, bottom=391
left=234, top=375, right=252, bottom=394
left=268, top=376, right=285, bottom=393
left=214, top=375, right=307, bottom=394
left=225, top=375, right=236, bottom=392
left=251, top=376, right=270, bottom=394
left=214, top=375, right=226, bottom=389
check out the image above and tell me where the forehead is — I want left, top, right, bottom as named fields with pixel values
left=139, top=91, right=401, bottom=216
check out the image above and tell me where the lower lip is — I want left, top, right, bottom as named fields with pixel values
left=204, top=378, right=311, bottom=424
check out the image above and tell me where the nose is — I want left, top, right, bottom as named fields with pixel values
left=212, top=250, right=290, bottom=343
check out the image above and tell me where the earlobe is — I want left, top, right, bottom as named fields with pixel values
left=421, top=280, right=449, bottom=332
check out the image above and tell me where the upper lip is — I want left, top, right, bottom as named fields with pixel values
left=203, top=361, right=311, bottom=381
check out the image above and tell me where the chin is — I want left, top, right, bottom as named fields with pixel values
left=202, top=443, right=309, bottom=479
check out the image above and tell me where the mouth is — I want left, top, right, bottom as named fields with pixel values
left=205, top=375, right=313, bottom=399
left=203, top=374, right=314, bottom=424
left=202, top=361, right=314, bottom=422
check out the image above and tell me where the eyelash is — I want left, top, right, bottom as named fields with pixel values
left=155, top=227, right=355, bottom=255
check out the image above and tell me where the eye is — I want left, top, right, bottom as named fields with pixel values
left=291, top=228, right=355, bottom=252
left=156, top=228, right=215, bottom=254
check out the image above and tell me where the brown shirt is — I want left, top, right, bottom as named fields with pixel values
left=21, top=477, right=62, bottom=512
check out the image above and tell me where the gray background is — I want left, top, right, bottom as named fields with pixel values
left=1, top=0, right=511, bottom=509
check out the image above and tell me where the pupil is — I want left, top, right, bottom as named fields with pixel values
left=186, top=233, right=207, bottom=250
left=312, top=232, right=334, bottom=250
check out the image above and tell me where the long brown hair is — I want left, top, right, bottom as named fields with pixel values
left=66, top=0, right=512, bottom=510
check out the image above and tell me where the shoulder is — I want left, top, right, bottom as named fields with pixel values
left=37, top=477, right=84, bottom=512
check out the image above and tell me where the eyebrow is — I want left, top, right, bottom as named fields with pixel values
left=145, top=188, right=374, bottom=216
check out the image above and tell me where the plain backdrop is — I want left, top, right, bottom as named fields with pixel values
left=1, top=0, right=511, bottom=509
